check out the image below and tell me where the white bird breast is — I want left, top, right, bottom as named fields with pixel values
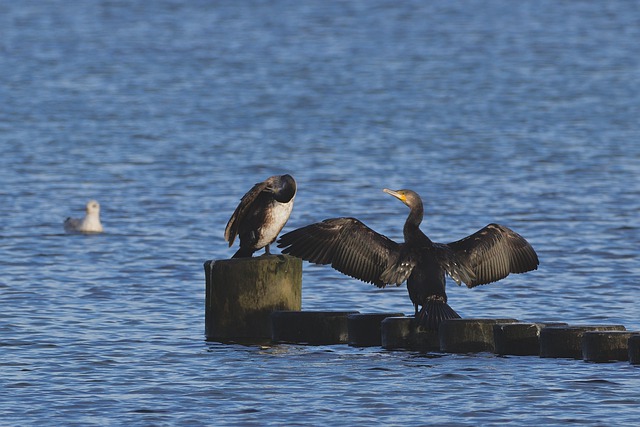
left=256, top=197, right=295, bottom=248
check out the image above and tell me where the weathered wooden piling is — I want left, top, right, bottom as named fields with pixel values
left=347, top=313, right=405, bottom=347
left=629, top=335, right=640, bottom=365
left=411, top=325, right=441, bottom=352
left=582, top=331, right=639, bottom=363
left=271, top=310, right=358, bottom=345
left=539, top=325, right=626, bottom=359
left=439, top=318, right=519, bottom=354
left=381, top=317, right=414, bottom=350
left=204, top=255, right=640, bottom=363
left=380, top=317, right=440, bottom=351
left=204, top=255, right=302, bottom=343
left=493, top=322, right=567, bottom=356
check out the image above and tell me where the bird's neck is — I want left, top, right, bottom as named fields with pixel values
left=403, top=205, right=429, bottom=243
left=82, top=214, right=103, bottom=232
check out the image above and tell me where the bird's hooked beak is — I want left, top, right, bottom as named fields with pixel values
left=383, top=188, right=407, bottom=204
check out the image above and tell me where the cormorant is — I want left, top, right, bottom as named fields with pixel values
left=64, top=200, right=104, bottom=233
left=225, top=174, right=297, bottom=258
left=277, top=188, right=539, bottom=329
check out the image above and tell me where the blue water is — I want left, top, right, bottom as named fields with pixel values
left=1, top=0, right=639, bottom=425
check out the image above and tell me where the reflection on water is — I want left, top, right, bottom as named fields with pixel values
left=1, top=0, right=639, bottom=425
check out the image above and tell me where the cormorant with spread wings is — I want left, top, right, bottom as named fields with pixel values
left=277, top=188, right=538, bottom=329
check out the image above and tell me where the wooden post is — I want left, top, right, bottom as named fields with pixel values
left=204, top=255, right=302, bottom=343
left=629, top=335, right=640, bottom=364
left=539, top=325, right=626, bottom=359
left=381, top=317, right=415, bottom=350
left=380, top=317, right=440, bottom=351
left=582, top=331, right=639, bottom=362
left=439, top=318, right=519, bottom=353
left=347, top=313, right=405, bottom=347
left=270, top=311, right=358, bottom=345
left=493, top=322, right=567, bottom=356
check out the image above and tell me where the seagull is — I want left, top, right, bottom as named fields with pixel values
left=64, top=200, right=104, bottom=233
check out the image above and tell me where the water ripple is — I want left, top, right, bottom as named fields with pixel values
left=1, top=0, right=640, bottom=425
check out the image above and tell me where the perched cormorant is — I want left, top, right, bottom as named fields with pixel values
left=225, top=174, right=297, bottom=258
left=64, top=200, right=103, bottom=233
left=277, top=188, right=539, bottom=329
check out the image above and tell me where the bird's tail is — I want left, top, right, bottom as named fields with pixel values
left=418, top=300, right=461, bottom=330
left=232, top=247, right=255, bottom=258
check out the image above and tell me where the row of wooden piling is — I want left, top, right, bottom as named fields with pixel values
left=204, top=256, right=640, bottom=364
left=269, top=311, right=640, bottom=363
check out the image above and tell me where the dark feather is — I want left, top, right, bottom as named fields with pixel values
left=418, top=299, right=461, bottom=330
left=278, top=188, right=539, bottom=330
left=224, top=174, right=296, bottom=258
left=278, top=217, right=412, bottom=287
left=447, top=223, right=539, bottom=287
left=224, top=180, right=269, bottom=247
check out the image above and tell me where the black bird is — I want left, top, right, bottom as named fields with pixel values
left=277, top=188, right=539, bottom=329
left=225, top=174, right=297, bottom=258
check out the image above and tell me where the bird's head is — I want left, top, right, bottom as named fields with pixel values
left=267, top=174, right=297, bottom=203
left=86, top=200, right=100, bottom=214
left=383, top=188, right=422, bottom=210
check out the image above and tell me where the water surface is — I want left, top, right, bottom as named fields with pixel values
left=1, top=1, right=639, bottom=425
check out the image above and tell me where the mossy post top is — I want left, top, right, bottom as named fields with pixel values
left=205, top=255, right=302, bottom=343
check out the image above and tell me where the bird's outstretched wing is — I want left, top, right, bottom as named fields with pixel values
left=277, top=217, right=414, bottom=288
left=224, top=180, right=269, bottom=246
left=447, top=223, right=539, bottom=288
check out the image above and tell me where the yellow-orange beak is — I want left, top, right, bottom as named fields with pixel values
left=383, top=188, right=406, bottom=202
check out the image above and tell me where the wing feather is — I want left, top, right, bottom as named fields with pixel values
left=277, top=217, right=412, bottom=287
left=224, top=181, right=270, bottom=246
left=447, top=223, right=539, bottom=288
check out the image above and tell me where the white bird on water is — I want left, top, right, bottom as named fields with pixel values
left=64, top=200, right=104, bottom=233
